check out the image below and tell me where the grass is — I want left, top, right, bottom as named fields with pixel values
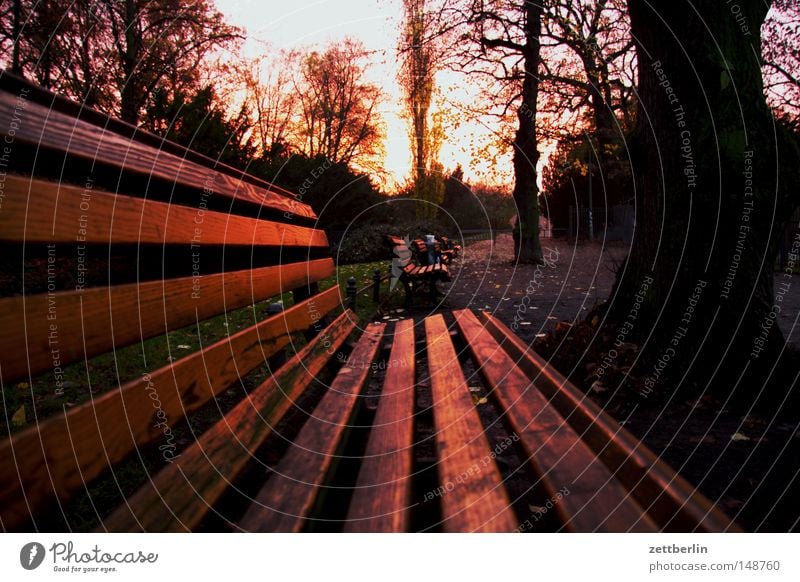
left=327, top=260, right=402, bottom=319
left=1, top=260, right=396, bottom=437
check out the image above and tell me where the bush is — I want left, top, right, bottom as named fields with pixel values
left=394, top=218, right=455, bottom=241
left=334, top=218, right=457, bottom=265
left=255, top=153, right=384, bottom=230
left=335, top=223, right=393, bottom=265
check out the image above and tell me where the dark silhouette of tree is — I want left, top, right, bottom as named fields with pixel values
left=399, top=0, right=444, bottom=219
left=292, top=38, right=384, bottom=171
left=540, top=0, right=635, bottom=142
left=0, top=0, right=240, bottom=124
left=762, top=0, right=800, bottom=130
left=235, top=52, right=298, bottom=159
left=440, top=0, right=546, bottom=263
left=607, top=0, right=800, bottom=400
left=144, top=84, right=256, bottom=170
left=103, top=0, right=240, bottom=124
left=0, top=0, right=78, bottom=89
left=539, top=0, right=636, bottom=208
left=260, top=153, right=383, bottom=231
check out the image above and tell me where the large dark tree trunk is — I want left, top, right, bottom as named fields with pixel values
left=608, top=0, right=799, bottom=401
left=512, top=1, right=544, bottom=264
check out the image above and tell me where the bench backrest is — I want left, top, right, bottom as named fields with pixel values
left=0, top=74, right=342, bottom=530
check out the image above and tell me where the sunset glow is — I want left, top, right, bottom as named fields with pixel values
left=216, top=0, right=513, bottom=190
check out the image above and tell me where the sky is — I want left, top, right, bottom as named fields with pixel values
left=214, top=0, right=512, bottom=191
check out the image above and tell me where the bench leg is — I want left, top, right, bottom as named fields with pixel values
left=402, top=278, right=413, bottom=307
left=428, top=279, right=440, bottom=301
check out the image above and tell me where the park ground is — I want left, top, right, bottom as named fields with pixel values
left=374, top=234, right=799, bottom=531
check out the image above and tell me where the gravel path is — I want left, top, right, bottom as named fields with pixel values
left=444, top=234, right=798, bottom=348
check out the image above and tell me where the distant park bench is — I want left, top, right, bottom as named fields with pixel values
left=0, top=75, right=739, bottom=532
left=410, top=236, right=461, bottom=266
left=388, top=235, right=451, bottom=305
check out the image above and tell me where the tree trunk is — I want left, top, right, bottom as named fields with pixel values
left=120, top=0, right=141, bottom=124
left=512, top=1, right=544, bottom=264
left=609, top=0, right=799, bottom=400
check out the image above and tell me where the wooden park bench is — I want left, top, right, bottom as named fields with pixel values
left=0, top=76, right=739, bottom=532
left=410, top=236, right=458, bottom=266
left=439, top=235, right=461, bottom=254
left=436, top=235, right=461, bottom=263
left=388, top=235, right=451, bottom=306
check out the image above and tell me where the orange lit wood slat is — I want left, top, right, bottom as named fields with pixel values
left=240, top=323, right=385, bottom=532
left=345, top=319, right=416, bottom=532
left=0, top=258, right=335, bottom=383
left=425, top=314, right=517, bottom=532
left=0, top=176, right=328, bottom=246
left=99, top=310, right=357, bottom=532
left=455, top=309, right=656, bottom=532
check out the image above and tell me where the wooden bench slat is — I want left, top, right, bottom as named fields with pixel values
left=0, top=286, right=341, bottom=531
left=0, top=258, right=335, bottom=383
left=99, top=310, right=358, bottom=532
left=0, top=176, right=329, bottom=246
left=477, top=311, right=740, bottom=532
left=454, top=310, right=657, bottom=532
left=424, top=314, right=517, bottom=532
left=345, top=319, right=416, bottom=532
left=239, top=323, right=386, bottom=532
left=0, top=89, right=316, bottom=219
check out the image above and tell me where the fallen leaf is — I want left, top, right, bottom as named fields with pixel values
left=590, top=380, right=607, bottom=394
left=11, top=405, right=26, bottom=427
